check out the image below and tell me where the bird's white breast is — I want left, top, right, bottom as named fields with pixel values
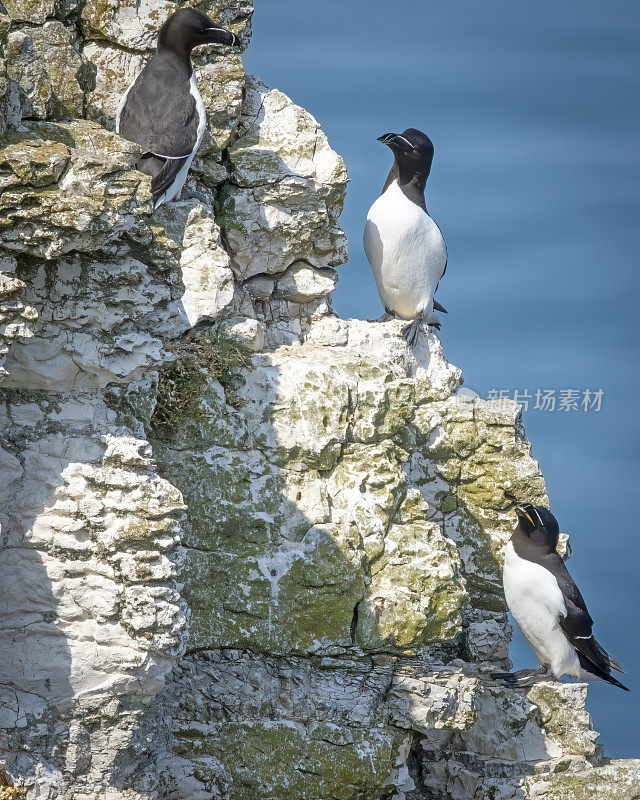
left=503, top=541, right=580, bottom=677
left=190, top=71, right=207, bottom=152
left=115, top=77, right=134, bottom=134
left=363, top=181, right=446, bottom=320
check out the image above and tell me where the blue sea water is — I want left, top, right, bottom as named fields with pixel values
left=244, top=0, right=640, bottom=756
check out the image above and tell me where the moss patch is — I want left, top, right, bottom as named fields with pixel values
left=213, top=182, right=247, bottom=234
left=151, top=327, right=251, bottom=439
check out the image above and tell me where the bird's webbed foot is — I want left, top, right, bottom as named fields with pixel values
left=369, top=308, right=395, bottom=323
left=401, top=316, right=424, bottom=347
left=491, top=666, right=552, bottom=688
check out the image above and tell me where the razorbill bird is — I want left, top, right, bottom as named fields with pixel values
left=116, top=8, right=238, bottom=208
left=493, top=503, right=628, bottom=690
left=363, top=128, right=448, bottom=346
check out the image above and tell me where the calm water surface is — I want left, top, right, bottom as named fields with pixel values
left=245, top=0, right=640, bottom=756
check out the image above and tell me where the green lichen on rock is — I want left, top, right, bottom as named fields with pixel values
left=357, top=519, right=466, bottom=652
left=80, top=0, right=175, bottom=50
left=173, top=721, right=405, bottom=800
left=351, top=376, right=416, bottom=443
left=266, top=361, right=351, bottom=471
left=326, top=441, right=408, bottom=556
left=164, top=448, right=281, bottom=553
left=5, top=20, right=90, bottom=120
left=274, top=526, right=365, bottom=652
left=0, top=132, right=70, bottom=187
left=450, top=402, right=547, bottom=516
left=183, top=526, right=364, bottom=653
left=526, top=762, right=640, bottom=800
left=181, top=548, right=273, bottom=649
left=527, top=683, right=598, bottom=759
left=0, top=120, right=151, bottom=258
left=3, top=0, right=55, bottom=24
left=104, top=377, right=158, bottom=432
left=411, top=394, right=549, bottom=615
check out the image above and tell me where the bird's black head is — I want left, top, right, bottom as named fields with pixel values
left=515, top=503, right=560, bottom=551
left=378, top=128, right=435, bottom=186
left=158, top=8, right=239, bottom=58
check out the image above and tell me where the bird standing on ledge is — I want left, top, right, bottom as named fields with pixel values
left=363, top=128, right=448, bottom=347
left=116, top=8, right=239, bottom=208
left=493, top=503, right=628, bottom=691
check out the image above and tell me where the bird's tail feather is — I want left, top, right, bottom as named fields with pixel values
left=137, top=153, right=188, bottom=208
left=594, top=639, right=625, bottom=673
left=433, top=299, right=448, bottom=314
left=577, top=650, right=629, bottom=691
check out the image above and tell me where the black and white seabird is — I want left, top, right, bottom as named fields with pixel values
left=363, top=128, right=448, bottom=347
left=493, top=503, right=628, bottom=691
left=116, top=8, right=239, bottom=208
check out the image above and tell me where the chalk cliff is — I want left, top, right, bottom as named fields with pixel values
left=0, top=2, right=638, bottom=799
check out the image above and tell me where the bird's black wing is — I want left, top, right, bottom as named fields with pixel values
left=434, top=247, right=448, bottom=309
left=546, top=553, right=625, bottom=674
left=435, top=253, right=447, bottom=294
left=559, top=597, right=621, bottom=672
left=119, top=58, right=199, bottom=159
left=439, top=254, right=448, bottom=283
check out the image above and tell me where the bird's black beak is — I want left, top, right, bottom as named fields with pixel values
left=515, top=504, right=537, bottom=527
left=203, top=26, right=239, bottom=46
left=377, top=133, right=396, bottom=145
left=377, top=132, right=415, bottom=154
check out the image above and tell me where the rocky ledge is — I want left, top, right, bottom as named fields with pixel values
left=0, top=1, right=638, bottom=799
